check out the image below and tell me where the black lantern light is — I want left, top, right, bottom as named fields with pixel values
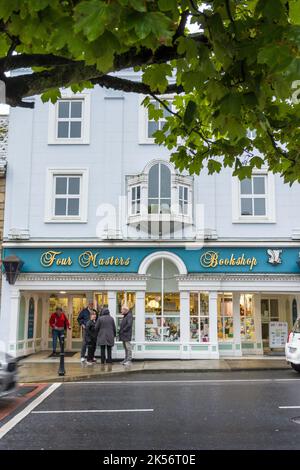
left=2, top=255, right=24, bottom=284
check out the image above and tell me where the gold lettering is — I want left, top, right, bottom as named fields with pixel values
left=78, top=250, right=98, bottom=268
left=40, top=251, right=62, bottom=268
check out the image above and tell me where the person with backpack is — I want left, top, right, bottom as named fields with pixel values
left=49, top=307, right=70, bottom=357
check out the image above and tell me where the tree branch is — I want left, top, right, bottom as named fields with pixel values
left=91, top=75, right=182, bottom=95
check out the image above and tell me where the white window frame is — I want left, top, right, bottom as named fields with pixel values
left=232, top=170, right=276, bottom=223
left=48, top=91, right=91, bottom=144
left=45, top=168, right=89, bottom=223
left=138, top=94, right=174, bottom=144
left=130, top=184, right=141, bottom=216
left=178, top=184, right=189, bottom=216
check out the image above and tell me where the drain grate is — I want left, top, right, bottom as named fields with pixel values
left=291, top=416, right=300, bottom=424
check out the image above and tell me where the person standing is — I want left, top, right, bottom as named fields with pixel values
left=119, top=305, right=133, bottom=365
left=96, top=308, right=116, bottom=364
left=85, top=311, right=98, bottom=365
left=77, top=301, right=98, bottom=362
left=49, top=307, right=70, bottom=357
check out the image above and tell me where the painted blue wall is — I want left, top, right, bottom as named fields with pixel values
left=3, top=247, right=300, bottom=274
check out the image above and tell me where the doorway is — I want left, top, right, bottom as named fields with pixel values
left=261, top=298, right=279, bottom=352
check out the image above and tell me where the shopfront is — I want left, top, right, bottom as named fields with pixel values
left=1, top=246, right=300, bottom=359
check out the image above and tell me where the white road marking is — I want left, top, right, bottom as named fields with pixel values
left=63, top=378, right=300, bottom=385
left=0, top=383, right=61, bottom=440
left=279, top=406, right=300, bottom=409
left=32, top=409, right=154, bottom=414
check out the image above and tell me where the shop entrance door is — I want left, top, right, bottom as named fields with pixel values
left=261, top=298, right=279, bottom=352
left=68, top=296, right=86, bottom=351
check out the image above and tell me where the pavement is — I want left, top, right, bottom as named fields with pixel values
left=17, top=351, right=291, bottom=383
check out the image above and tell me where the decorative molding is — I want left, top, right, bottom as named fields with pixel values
left=176, top=273, right=300, bottom=282
left=17, top=273, right=149, bottom=282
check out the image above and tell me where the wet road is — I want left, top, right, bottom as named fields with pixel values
left=0, top=370, right=300, bottom=450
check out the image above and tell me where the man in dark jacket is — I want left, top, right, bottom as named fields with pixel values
left=119, top=305, right=133, bottom=365
left=95, top=308, right=116, bottom=364
left=77, top=301, right=98, bottom=362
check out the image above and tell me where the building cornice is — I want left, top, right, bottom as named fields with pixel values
left=177, top=273, right=300, bottom=282
left=17, top=273, right=149, bottom=282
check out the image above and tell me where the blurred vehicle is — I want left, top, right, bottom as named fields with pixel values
left=0, top=352, right=18, bottom=398
left=285, top=317, right=300, bottom=373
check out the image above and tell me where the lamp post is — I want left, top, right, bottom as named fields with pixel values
left=2, top=255, right=24, bottom=284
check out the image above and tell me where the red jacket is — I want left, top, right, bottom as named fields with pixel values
left=49, top=312, right=70, bottom=330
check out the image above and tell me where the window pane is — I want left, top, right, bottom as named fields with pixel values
left=253, top=176, right=265, bottom=194
left=184, top=187, right=188, bottom=201
left=67, top=198, right=80, bottom=216
left=190, top=318, right=199, bottom=341
left=200, top=318, right=209, bottom=342
left=160, top=199, right=171, bottom=214
left=148, top=199, right=159, bottom=214
left=68, top=177, right=80, bottom=195
left=148, top=121, right=158, bottom=138
left=241, top=198, right=252, bottom=215
left=70, top=121, right=81, bottom=138
left=55, top=198, right=67, bottom=216
left=179, top=186, right=183, bottom=199
left=148, top=165, right=159, bottom=198
left=131, top=186, right=136, bottom=201
left=71, top=101, right=82, bottom=118
left=240, top=178, right=252, bottom=194
left=58, top=101, right=69, bottom=118
left=137, top=186, right=140, bottom=199
left=57, top=121, right=69, bottom=138
left=163, top=317, right=180, bottom=341
left=254, top=198, right=266, bottom=216
left=55, top=177, right=67, bottom=195
left=160, top=164, right=171, bottom=198
left=163, top=106, right=172, bottom=118
left=200, top=293, right=209, bottom=315
left=136, top=201, right=140, bottom=214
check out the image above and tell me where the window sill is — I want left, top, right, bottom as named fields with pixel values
left=48, top=139, right=89, bottom=145
left=127, top=214, right=193, bottom=225
left=44, top=218, right=87, bottom=223
left=232, top=217, right=276, bottom=224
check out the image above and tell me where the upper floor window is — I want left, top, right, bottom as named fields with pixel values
left=232, top=170, right=276, bottom=223
left=45, top=168, right=88, bottom=223
left=139, top=95, right=173, bottom=144
left=148, top=162, right=171, bottom=214
left=57, top=100, right=83, bottom=139
left=240, top=175, right=266, bottom=216
left=179, top=185, right=189, bottom=215
left=48, top=92, right=91, bottom=144
left=54, top=175, right=81, bottom=217
left=131, top=185, right=141, bottom=215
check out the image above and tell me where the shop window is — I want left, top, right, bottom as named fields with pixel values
left=95, top=292, right=109, bottom=312
left=217, top=293, right=234, bottom=340
left=240, top=294, right=255, bottom=341
left=190, top=293, right=209, bottom=342
left=261, top=298, right=279, bottom=344
left=145, top=258, right=180, bottom=342
left=117, top=292, right=136, bottom=341
left=72, top=297, right=86, bottom=340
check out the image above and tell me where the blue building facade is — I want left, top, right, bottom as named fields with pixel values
left=1, top=74, right=300, bottom=359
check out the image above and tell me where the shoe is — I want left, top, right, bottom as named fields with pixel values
left=120, top=360, right=126, bottom=364
left=86, top=361, right=93, bottom=365
left=123, top=361, right=132, bottom=366
left=92, top=358, right=97, bottom=363
left=50, top=352, right=56, bottom=357
left=80, top=357, right=86, bottom=363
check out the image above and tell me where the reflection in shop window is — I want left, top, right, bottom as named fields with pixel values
left=94, top=292, right=108, bottom=313
left=240, top=294, right=255, bottom=341
left=190, top=293, right=209, bottom=342
left=117, top=292, right=136, bottom=341
left=145, top=292, right=180, bottom=342
left=72, top=297, right=86, bottom=339
left=217, top=293, right=234, bottom=340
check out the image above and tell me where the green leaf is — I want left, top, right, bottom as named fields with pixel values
left=41, top=88, right=61, bottom=104
left=142, top=63, right=173, bottom=93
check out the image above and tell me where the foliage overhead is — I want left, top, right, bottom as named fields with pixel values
left=1, top=0, right=300, bottom=183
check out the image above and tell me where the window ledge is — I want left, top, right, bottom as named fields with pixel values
left=232, top=217, right=276, bottom=224
left=127, top=214, right=193, bottom=225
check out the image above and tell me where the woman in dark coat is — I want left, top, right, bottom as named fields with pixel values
left=95, top=308, right=116, bottom=364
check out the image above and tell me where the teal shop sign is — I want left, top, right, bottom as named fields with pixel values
left=2, top=247, right=300, bottom=274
